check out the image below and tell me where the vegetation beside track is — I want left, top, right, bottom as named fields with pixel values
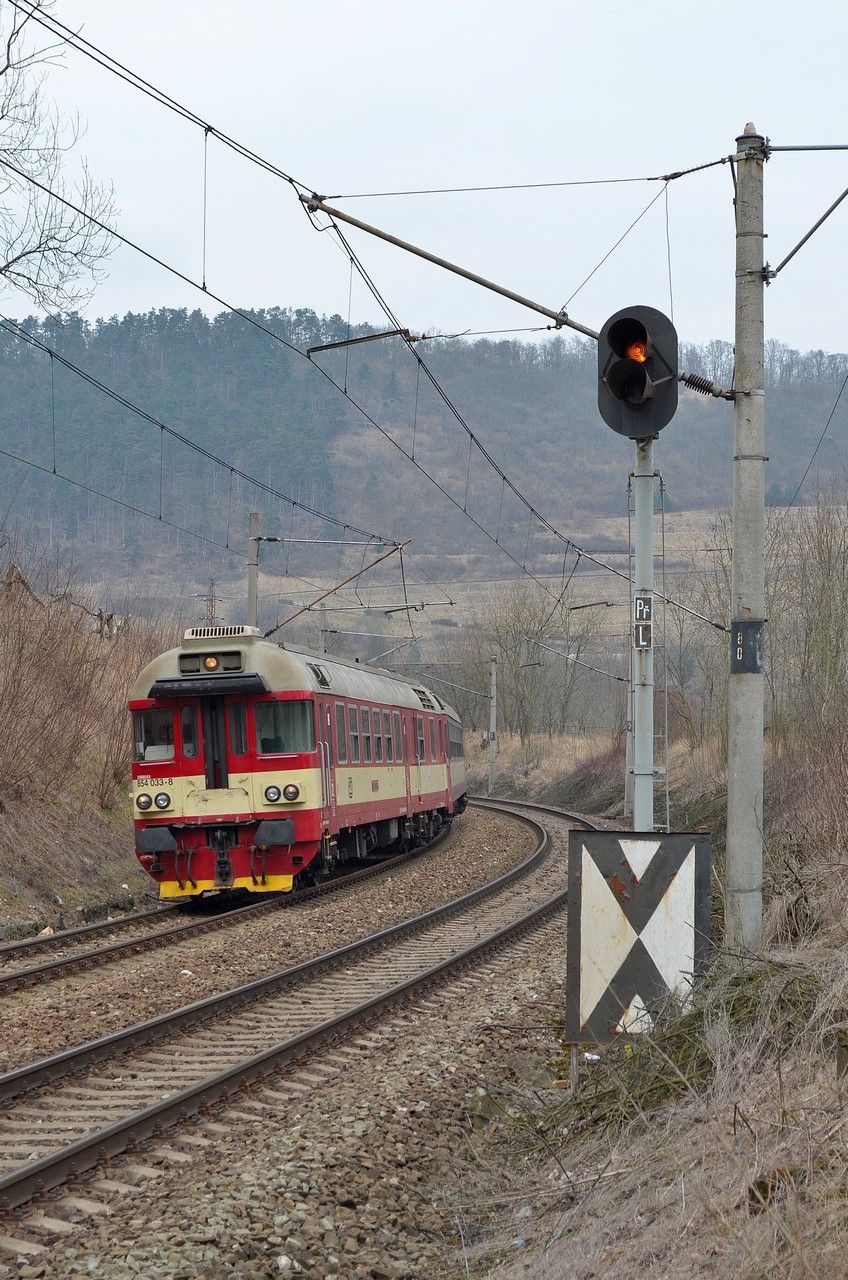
left=0, top=550, right=172, bottom=935
left=456, top=742, right=848, bottom=1278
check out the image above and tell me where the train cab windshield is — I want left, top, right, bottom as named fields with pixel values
left=254, top=700, right=315, bottom=755
left=133, top=708, right=174, bottom=763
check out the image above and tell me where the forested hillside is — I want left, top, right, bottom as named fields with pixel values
left=0, top=307, right=844, bottom=591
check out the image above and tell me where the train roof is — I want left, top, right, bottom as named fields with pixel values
left=129, top=625, right=461, bottom=720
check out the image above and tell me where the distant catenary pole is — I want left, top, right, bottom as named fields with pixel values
left=319, top=601, right=328, bottom=654
left=247, top=511, right=260, bottom=628
left=488, top=657, right=497, bottom=796
left=726, top=124, right=767, bottom=951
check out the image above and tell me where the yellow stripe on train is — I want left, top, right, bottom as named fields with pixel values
left=158, top=873, right=295, bottom=898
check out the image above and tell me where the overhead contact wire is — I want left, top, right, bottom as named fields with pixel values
left=326, top=156, right=732, bottom=199
left=0, top=156, right=723, bottom=629
left=9, top=0, right=309, bottom=193
left=562, top=183, right=667, bottom=309
left=769, top=371, right=848, bottom=541
left=10, top=0, right=732, bottom=218
left=322, top=218, right=728, bottom=629
left=0, top=311, right=389, bottom=543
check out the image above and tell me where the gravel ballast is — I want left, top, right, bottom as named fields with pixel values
left=0, top=808, right=534, bottom=1072
left=2, top=903, right=570, bottom=1280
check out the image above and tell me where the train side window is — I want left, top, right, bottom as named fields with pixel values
left=448, top=720, right=465, bottom=759
left=373, top=708, right=383, bottom=762
left=325, top=706, right=333, bottom=767
left=133, top=708, right=174, bottom=763
left=361, top=708, right=372, bottom=763
left=416, top=714, right=425, bottom=762
left=383, top=711, right=393, bottom=762
left=335, top=703, right=348, bottom=764
left=393, top=712, right=402, bottom=763
left=228, top=703, right=247, bottom=755
left=180, top=706, right=198, bottom=759
left=348, top=705, right=360, bottom=763
left=255, top=701, right=315, bottom=754
left=429, top=717, right=436, bottom=761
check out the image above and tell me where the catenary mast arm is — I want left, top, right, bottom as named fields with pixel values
left=303, top=195, right=734, bottom=400
left=302, top=195, right=599, bottom=340
left=265, top=540, right=410, bottom=638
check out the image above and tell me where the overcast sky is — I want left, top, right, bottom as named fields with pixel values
left=30, top=0, right=848, bottom=354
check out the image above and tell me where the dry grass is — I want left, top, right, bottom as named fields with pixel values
left=448, top=732, right=848, bottom=1278
left=453, top=945, right=848, bottom=1279
left=465, top=730, right=625, bottom=813
left=0, top=549, right=174, bottom=929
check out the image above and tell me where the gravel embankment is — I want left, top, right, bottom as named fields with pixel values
left=0, top=808, right=534, bottom=1072
left=12, top=906, right=569, bottom=1280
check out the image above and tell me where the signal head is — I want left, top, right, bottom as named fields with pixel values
left=597, top=305, right=678, bottom=440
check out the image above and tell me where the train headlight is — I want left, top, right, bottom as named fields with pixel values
left=154, top=792, right=171, bottom=810
left=283, top=784, right=300, bottom=801
left=203, top=655, right=219, bottom=671
left=264, top=785, right=282, bottom=803
left=136, top=793, right=153, bottom=811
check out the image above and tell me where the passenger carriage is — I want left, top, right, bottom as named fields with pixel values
left=129, top=625, right=467, bottom=899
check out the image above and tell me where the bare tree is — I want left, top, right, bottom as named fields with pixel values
left=0, top=0, right=113, bottom=309
left=440, top=580, right=604, bottom=744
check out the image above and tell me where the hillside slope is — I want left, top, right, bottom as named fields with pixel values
left=0, top=309, right=844, bottom=593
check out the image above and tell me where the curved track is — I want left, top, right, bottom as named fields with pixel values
left=0, top=832, right=451, bottom=996
left=0, top=799, right=590, bottom=1213
left=0, top=902, right=178, bottom=964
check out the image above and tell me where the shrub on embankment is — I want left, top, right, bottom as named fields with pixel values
left=0, top=550, right=173, bottom=931
left=459, top=725, right=848, bottom=1276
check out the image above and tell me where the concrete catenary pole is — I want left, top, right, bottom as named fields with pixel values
left=726, top=124, right=767, bottom=951
left=632, top=438, right=655, bottom=831
left=247, top=511, right=260, bottom=629
left=487, top=656, right=498, bottom=796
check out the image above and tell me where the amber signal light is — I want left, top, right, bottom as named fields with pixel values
left=597, top=305, right=678, bottom=440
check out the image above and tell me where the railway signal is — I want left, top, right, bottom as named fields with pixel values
left=597, top=305, right=679, bottom=439
left=595, top=304, right=677, bottom=833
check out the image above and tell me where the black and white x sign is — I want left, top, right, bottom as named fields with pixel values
left=565, top=832, right=710, bottom=1044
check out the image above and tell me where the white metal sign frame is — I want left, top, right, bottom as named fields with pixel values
left=565, top=831, right=710, bottom=1044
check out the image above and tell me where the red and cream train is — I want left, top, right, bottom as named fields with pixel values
left=129, top=625, right=467, bottom=899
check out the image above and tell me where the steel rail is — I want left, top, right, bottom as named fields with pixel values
left=0, top=809, right=544, bottom=1103
left=470, top=794, right=606, bottom=827
left=0, top=902, right=177, bottom=962
left=0, top=831, right=451, bottom=996
left=0, top=800, right=578, bottom=1211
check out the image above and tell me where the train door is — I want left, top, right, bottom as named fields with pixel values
left=200, top=698, right=229, bottom=789
left=414, top=713, right=425, bottom=804
left=318, top=699, right=336, bottom=826
left=223, top=698, right=250, bottom=782
left=441, top=718, right=452, bottom=798
left=394, top=709, right=410, bottom=814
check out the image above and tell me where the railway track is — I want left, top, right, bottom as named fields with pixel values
left=0, top=832, right=451, bottom=996
left=0, top=901, right=178, bottom=964
left=0, top=799, right=588, bottom=1216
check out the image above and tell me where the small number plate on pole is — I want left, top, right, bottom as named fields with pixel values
left=730, top=619, right=764, bottom=674
left=634, top=595, right=652, bottom=650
